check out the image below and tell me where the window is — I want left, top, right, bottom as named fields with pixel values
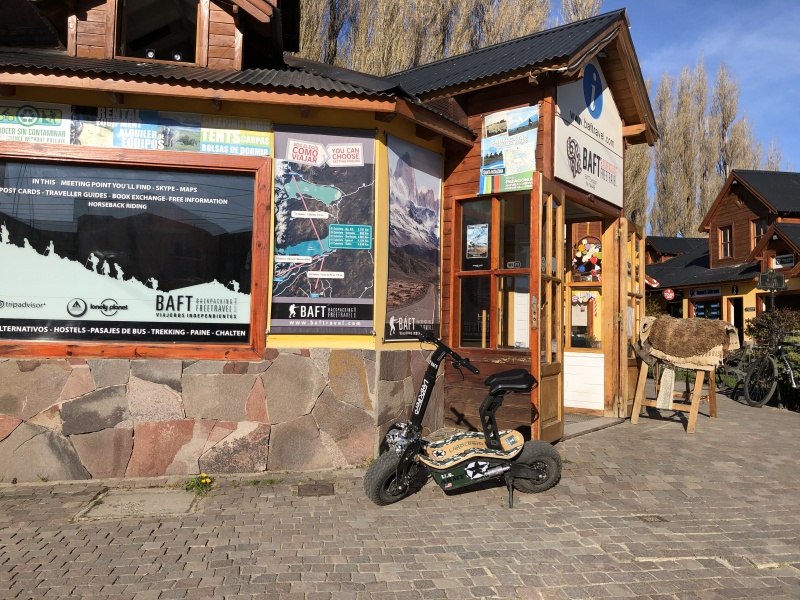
left=0, top=144, right=270, bottom=359
left=719, top=225, right=732, bottom=258
left=753, top=218, right=767, bottom=246
left=117, top=0, right=199, bottom=62
left=457, top=196, right=532, bottom=350
left=566, top=222, right=603, bottom=351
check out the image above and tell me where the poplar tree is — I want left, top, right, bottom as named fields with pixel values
left=560, top=0, right=603, bottom=23
left=299, top=0, right=560, bottom=76
left=648, top=60, right=775, bottom=236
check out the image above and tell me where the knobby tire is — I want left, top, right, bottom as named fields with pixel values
left=363, top=451, right=414, bottom=505
left=744, top=354, right=778, bottom=407
left=512, top=440, right=562, bottom=494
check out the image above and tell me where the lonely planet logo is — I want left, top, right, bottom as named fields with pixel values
left=91, top=298, right=128, bottom=317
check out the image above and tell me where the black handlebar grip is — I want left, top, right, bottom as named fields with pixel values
left=463, top=360, right=480, bottom=375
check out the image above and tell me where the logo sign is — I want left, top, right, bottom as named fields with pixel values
left=689, top=288, right=721, bottom=298
left=757, top=269, right=787, bottom=291
left=662, top=289, right=675, bottom=301
left=66, top=298, right=88, bottom=317
left=554, top=59, right=623, bottom=207
left=773, top=253, right=795, bottom=268
left=583, top=63, right=604, bottom=118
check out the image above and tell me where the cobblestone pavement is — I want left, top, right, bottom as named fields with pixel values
left=2, top=394, right=799, bottom=599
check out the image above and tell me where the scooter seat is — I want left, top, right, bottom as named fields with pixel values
left=419, top=429, right=525, bottom=469
left=483, top=369, right=536, bottom=395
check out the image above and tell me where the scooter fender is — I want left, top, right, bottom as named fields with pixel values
left=429, top=457, right=509, bottom=491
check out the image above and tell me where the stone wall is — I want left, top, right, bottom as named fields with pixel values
left=0, top=347, right=443, bottom=482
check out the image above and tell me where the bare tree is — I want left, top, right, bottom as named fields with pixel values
left=624, top=79, right=651, bottom=226
left=561, top=0, right=603, bottom=23
left=650, top=59, right=773, bottom=236
left=650, top=72, right=679, bottom=236
left=300, top=0, right=550, bottom=76
left=765, top=138, right=784, bottom=171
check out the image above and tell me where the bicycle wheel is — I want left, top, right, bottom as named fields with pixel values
left=743, top=355, right=778, bottom=407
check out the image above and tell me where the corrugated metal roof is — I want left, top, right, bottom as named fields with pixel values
left=0, top=48, right=393, bottom=96
left=774, top=223, right=800, bottom=249
left=647, top=236, right=707, bottom=256
left=387, top=9, right=626, bottom=97
left=646, top=243, right=759, bottom=289
left=735, top=170, right=800, bottom=213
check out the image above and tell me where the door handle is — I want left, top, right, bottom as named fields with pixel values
left=530, top=295, right=537, bottom=329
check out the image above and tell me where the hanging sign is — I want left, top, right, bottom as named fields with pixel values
left=757, top=269, right=787, bottom=291
left=662, top=289, right=675, bottom=301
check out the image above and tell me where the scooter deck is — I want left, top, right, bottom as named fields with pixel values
left=419, top=429, right=524, bottom=469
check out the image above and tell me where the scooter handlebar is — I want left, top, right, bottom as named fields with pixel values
left=414, top=326, right=480, bottom=375
left=458, top=359, right=480, bottom=375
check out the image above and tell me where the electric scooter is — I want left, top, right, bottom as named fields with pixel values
left=364, top=327, right=562, bottom=507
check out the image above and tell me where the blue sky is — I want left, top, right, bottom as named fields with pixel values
left=600, top=0, right=800, bottom=170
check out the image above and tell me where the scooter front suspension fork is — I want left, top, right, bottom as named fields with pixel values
left=394, top=441, right=421, bottom=493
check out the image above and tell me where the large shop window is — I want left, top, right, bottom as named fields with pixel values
left=457, top=196, right=531, bottom=350
left=0, top=151, right=269, bottom=358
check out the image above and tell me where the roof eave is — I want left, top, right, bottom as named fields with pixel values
left=0, top=68, right=474, bottom=145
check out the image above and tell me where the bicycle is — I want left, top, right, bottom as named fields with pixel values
left=743, top=327, right=800, bottom=407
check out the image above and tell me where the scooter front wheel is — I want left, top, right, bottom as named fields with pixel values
left=364, top=451, right=415, bottom=505
left=512, top=440, right=562, bottom=494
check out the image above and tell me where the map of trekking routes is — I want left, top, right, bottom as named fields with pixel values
left=271, top=128, right=375, bottom=334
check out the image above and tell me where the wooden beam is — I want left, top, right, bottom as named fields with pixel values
left=210, top=98, right=222, bottom=111
left=105, top=0, right=118, bottom=60
left=622, top=124, right=646, bottom=138
left=374, top=111, right=396, bottom=123
left=0, top=85, right=16, bottom=97
left=107, top=91, right=124, bottom=104
left=196, top=0, right=210, bottom=68
left=415, top=124, right=439, bottom=141
left=67, top=14, right=77, bottom=57
left=230, top=0, right=273, bottom=23
left=299, top=106, right=309, bottom=118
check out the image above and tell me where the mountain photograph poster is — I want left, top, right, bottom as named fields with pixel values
left=385, top=136, right=442, bottom=341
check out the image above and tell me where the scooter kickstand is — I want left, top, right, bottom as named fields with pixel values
left=504, top=473, right=515, bottom=508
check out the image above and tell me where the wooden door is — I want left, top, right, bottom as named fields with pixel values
left=621, top=219, right=645, bottom=417
left=536, top=177, right=565, bottom=441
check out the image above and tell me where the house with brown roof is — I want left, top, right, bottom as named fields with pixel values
left=647, top=170, right=800, bottom=344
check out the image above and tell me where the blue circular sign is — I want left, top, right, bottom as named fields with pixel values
left=583, top=64, right=603, bottom=119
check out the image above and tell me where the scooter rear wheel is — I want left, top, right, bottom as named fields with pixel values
left=512, top=440, right=562, bottom=494
left=364, top=451, right=415, bottom=505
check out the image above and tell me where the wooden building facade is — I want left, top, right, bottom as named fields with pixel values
left=0, top=3, right=655, bottom=482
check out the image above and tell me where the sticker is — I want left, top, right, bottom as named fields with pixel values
left=466, top=461, right=490, bottom=480
left=432, top=449, right=447, bottom=458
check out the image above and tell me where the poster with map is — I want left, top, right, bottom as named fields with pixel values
left=270, top=127, right=375, bottom=334
left=385, top=136, right=442, bottom=341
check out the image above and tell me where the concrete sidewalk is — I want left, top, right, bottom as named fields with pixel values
left=2, top=393, right=799, bottom=599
